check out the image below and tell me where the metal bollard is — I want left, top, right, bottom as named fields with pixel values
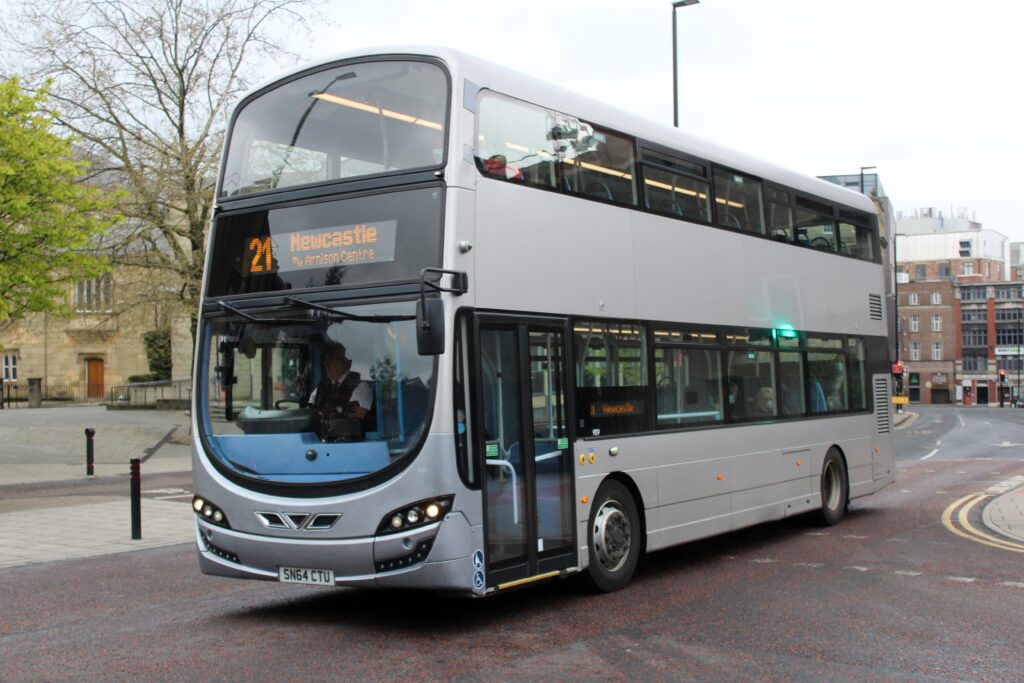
left=85, top=428, right=95, bottom=476
left=130, top=458, right=141, bottom=540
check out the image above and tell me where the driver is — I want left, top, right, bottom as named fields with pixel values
left=310, top=343, right=373, bottom=441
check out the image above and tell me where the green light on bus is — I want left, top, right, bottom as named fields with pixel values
left=775, top=326, right=799, bottom=339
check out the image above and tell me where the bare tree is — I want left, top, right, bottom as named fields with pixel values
left=2, top=0, right=322, bottom=341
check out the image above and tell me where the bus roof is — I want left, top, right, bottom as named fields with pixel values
left=243, top=45, right=876, bottom=215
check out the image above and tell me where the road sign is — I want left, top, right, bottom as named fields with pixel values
left=892, top=396, right=909, bottom=405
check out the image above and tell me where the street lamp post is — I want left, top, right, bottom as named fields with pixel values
left=672, top=0, right=700, bottom=128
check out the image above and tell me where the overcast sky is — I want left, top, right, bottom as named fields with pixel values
left=290, top=0, right=1023, bottom=240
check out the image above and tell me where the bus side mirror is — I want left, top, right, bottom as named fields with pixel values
left=417, top=298, right=445, bottom=355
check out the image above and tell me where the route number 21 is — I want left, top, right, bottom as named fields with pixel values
left=248, top=236, right=273, bottom=273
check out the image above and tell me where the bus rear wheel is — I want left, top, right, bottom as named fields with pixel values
left=583, top=479, right=641, bottom=593
left=818, top=448, right=849, bottom=526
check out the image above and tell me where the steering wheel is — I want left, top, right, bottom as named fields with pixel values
left=810, top=236, right=833, bottom=250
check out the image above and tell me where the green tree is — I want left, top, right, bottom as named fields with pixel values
left=0, top=78, right=116, bottom=322
left=3, top=0, right=321, bottom=343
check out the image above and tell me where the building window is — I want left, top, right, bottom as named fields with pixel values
left=959, top=240, right=972, bottom=257
left=910, top=342, right=921, bottom=361
left=908, top=292, right=919, bottom=305
left=962, top=327, right=988, bottom=348
left=931, top=314, right=942, bottom=332
left=75, top=275, right=114, bottom=313
left=938, top=263, right=951, bottom=277
left=963, top=355, right=987, bottom=372
left=962, top=262, right=975, bottom=276
left=931, top=341, right=943, bottom=361
left=915, top=265, right=926, bottom=279
left=1, top=353, right=17, bottom=382
left=909, top=315, right=920, bottom=332
left=996, top=327, right=1023, bottom=345
left=930, top=292, right=942, bottom=305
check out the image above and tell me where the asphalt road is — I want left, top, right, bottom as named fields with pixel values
left=2, top=412, right=1023, bottom=681
left=896, top=405, right=1024, bottom=461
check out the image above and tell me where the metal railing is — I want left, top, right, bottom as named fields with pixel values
left=107, top=378, right=192, bottom=408
left=1, top=380, right=107, bottom=409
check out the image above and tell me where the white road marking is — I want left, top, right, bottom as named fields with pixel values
left=842, top=534, right=869, bottom=539
left=947, top=576, right=976, bottom=583
left=846, top=566, right=870, bottom=572
left=895, top=570, right=922, bottom=576
left=986, top=476, right=1024, bottom=495
left=805, top=532, right=830, bottom=537
left=998, top=581, right=1024, bottom=588
left=958, top=413, right=966, bottom=428
left=936, top=491, right=948, bottom=495
left=752, top=558, right=777, bottom=564
left=794, top=562, right=824, bottom=568
left=719, top=555, right=737, bottom=561
left=921, top=448, right=939, bottom=461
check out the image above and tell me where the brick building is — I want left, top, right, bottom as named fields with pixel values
left=955, top=282, right=1024, bottom=406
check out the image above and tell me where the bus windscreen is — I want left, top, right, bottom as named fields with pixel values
left=219, top=60, right=448, bottom=198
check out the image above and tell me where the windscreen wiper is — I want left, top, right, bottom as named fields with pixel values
left=217, top=300, right=309, bottom=324
left=283, top=297, right=415, bottom=323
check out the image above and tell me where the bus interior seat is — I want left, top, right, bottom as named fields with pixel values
left=587, top=181, right=613, bottom=201
left=720, top=212, right=743, bottom=229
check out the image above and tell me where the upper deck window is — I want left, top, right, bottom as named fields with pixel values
left=220, top=60, right=448, bottom=198
left=713, top=169, right=764, bottom=234
left=475, top=91, right=637, bottom=206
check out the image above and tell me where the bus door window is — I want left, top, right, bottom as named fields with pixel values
left=527, top=329, right=573, bottom=557
left=479, top=328, right=528, bottom=566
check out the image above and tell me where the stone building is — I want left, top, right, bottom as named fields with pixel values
left=0, top=269, right=192, bottom=401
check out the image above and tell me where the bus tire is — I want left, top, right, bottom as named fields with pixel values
left=818, top=448, right=849, bottom=526
left=583, top=479, right=641, bottom=593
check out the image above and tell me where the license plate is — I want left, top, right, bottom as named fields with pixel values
left=278, top=566, right=334, bottom=585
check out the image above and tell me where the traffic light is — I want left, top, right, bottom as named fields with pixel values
left=999, top=369, right=1007, bottom=383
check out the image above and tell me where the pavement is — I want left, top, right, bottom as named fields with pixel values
left=0, top=406, right=196, bottom=569
left=0, top=406, right=1022, bottom=570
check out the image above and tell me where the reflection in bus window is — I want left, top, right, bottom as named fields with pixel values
left=475, top=92, right=557, bottom=189
left=561, top=128, right=637, bottom=206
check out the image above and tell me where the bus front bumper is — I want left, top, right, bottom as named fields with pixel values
left=194, top=511, right=477, bottom=592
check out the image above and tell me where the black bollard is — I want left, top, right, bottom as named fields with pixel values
left=130, top=458, right=141, bottom=540
left=85, top=428, right=95, bottom=476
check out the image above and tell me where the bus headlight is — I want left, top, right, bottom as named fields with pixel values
left=377, top=495, right=454, bottom=535
left=192, top=495, right=231, bottom=529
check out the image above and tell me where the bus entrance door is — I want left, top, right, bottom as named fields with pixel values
left=475, top=317, right=576, bottom=589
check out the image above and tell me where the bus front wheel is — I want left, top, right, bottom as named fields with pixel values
left=818, top=448, right=849, bottom=526
left=583, top=479, right=641, bottom=593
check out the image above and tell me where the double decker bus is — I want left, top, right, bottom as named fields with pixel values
left=192, top=47, right=895, bottom=595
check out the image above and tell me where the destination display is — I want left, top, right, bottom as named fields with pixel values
left=205, top=186, right=443, bottom=297
left=245, top=220, right=397, bottom=275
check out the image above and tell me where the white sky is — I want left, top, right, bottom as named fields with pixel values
left=291, top=0, right=1024, bottom=240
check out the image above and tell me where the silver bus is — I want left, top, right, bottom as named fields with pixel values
left=192, top=47, right=895, bottom=595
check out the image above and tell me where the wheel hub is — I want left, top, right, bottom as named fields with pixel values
left=594, top=500, right=631, bottom=572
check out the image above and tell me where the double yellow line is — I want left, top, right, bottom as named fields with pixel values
left=942, top=494, right=1024, bottom=553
